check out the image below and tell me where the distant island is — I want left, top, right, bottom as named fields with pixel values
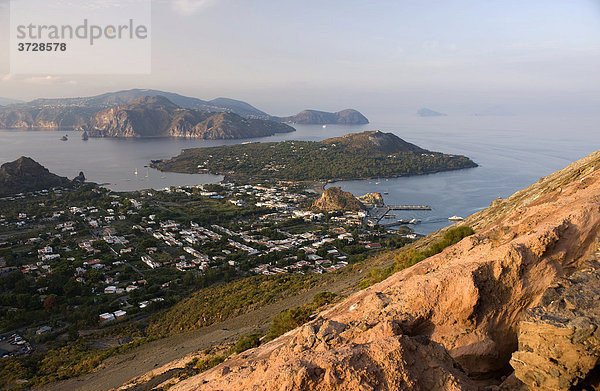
left=0, top=157, right=80, bottom=196
left=0, top=89, right=368, bottom=130
left=0, top=97, right=23, bottom=106
left=80, top=96, right=295, bottom=139
left=152, top=130, right=477, bottom=182
left=417, top=108, right=447, bottom=117
left=275, top=109, right=369, bottom=125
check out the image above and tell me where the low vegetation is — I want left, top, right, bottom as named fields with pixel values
left=359, top=226, right=475, bottom=288
left=153, top=139, right=477, bottom=182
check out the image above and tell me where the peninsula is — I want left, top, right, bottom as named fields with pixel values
left=152, top=130, right=477, bottom=182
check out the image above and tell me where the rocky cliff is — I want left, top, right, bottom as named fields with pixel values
left=81, top=96, right=295, bottom=139
left=313, top=187, right=365, bottom=212
left=0, top=157, right=73, bottom=195
left=169, top=150, right=600, bottom=391
left=357, top=192, right=385, bottom=207
left=278, top=109, right=369, bottom=125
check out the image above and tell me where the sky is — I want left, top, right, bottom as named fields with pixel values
left=0, top=0, right=599, bottom=117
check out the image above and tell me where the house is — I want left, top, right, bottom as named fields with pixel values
left=99, top=313, right=115, bottom=322
left=113, top=310, right=127, bottom=319
left=104, top=286, right=117, bottom=294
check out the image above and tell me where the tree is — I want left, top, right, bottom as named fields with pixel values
left=43, top=295, right=58, bottom=311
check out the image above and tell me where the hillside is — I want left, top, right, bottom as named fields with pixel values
left=164, top=149, right=600, bottom=390
left=277, top=109, right=369, bottom=125
left=312, top=187, right=365, bottom=211
left=0, top=89, right=272, bottom=129
left=81, top=96, right=295, bottom=139
left=0, top=157, right=73, bottom=196
left=152, top=130, right=477, bottom=181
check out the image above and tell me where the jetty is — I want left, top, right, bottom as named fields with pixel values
left=366, top=204, right=431, bottom=226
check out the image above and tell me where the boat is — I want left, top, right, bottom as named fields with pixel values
left=383, top=191, right=389, bottom=195
left=448, top=215, right=464, bottom=221
left=322, top=125, right=327, bottom=128
left=134, top=168, right=138, bottom=176
left=384, top=214, right=396, bottom=219
left=81, top=131, right=88, bottom=141
left=60, top=135, right=68, bottom=141
left=409, top=218, right=421, bottom=224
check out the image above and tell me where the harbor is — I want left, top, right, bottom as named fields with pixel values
left=366, top=204, right=431, bottom=226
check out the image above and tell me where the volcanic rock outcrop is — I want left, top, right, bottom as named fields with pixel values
left=357, top=192, right=384, bottom=207
left=313, top=187, right=365, bottom=212
left=169, top=150, right=600, bottom=391
left=511, top=260, right=600, bottom=390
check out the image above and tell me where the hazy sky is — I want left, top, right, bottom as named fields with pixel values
left=1, top=0, right=599, bottom=117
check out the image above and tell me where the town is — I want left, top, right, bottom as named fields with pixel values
left=0, top=181, right=416, bottom=358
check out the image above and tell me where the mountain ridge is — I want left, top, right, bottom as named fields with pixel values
left=81, top=96, right=295, bottom=139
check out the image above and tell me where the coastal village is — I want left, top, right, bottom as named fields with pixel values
left=0, top=181, right=415, bottom=358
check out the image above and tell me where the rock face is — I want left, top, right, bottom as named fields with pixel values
left=0, top=89, right=272, bottom=129
left=81, top=96, right=295, bottom=139
left=170, top=150, right=600, bottom=391
left=279, top=109, right=369, bottom=125
left=313, top=187, right=364, bottom=212
left=510, top=260, right=600, bottom=390
left=0, top=157, right=72, bottom=195
left=357, top=192, right=384, bottom=206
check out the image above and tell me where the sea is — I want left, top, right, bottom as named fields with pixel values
left=0, top=114, right=598, bottom=234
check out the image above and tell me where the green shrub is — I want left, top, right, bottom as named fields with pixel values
left=228, top=334, right=261, bottom=355
left=359, top=226, right=474, bottom=289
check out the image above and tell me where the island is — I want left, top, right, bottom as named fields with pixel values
left=276, top=109, right=369, bottom=125
left=80, top=96, right=295, bottom=139
left=417, top=107, right=447, bottom=117
left=152, top=130, right=477, bottom=182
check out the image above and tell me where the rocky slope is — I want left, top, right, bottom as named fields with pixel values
left=169, top=150, right=600, bottom=391
left=312, top=187, right=365, bottom=212
left=81, top=96, right=295, bottom=139
left=0, top=89, right=272, bottom=129
left=0, top=157, right=73, bottom=195
left=357, top=192, right=384, bottom=207
left=278, top=109, right=369, bottom=125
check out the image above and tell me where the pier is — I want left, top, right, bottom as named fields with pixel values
left=387, top=205, right=431, bottom=210
left=366, top=204, right=432, bottom=226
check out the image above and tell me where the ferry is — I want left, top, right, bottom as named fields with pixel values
left=448, top=215, right=464, bottom=221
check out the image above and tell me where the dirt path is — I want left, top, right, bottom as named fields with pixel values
left=34, top=270, right=365, bottom=391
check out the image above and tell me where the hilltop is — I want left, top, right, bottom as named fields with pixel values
left=0, top=157, right=73, bottom=196
left=160, top=149, right=600, bottom=391
left=323, top=130, right=423, bottom=154
left=81, top=96, right=294, bottom=139
left=277, top=109, right=369, bottom=125
left=152, top=130, right=477, bottom=182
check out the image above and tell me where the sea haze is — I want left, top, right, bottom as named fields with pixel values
left=0, top=114, right=597, bottom=234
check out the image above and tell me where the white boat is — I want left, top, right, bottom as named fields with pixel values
left=322, top=125, right=327, bottom=128
left=448, top=215, right=464, bottom=221
left=409, top=218, right=421, bottom=224
left=134, top=168, right=138, bottom=176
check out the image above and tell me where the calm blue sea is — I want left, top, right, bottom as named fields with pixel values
left=1, top=114, right=598, bottom=234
